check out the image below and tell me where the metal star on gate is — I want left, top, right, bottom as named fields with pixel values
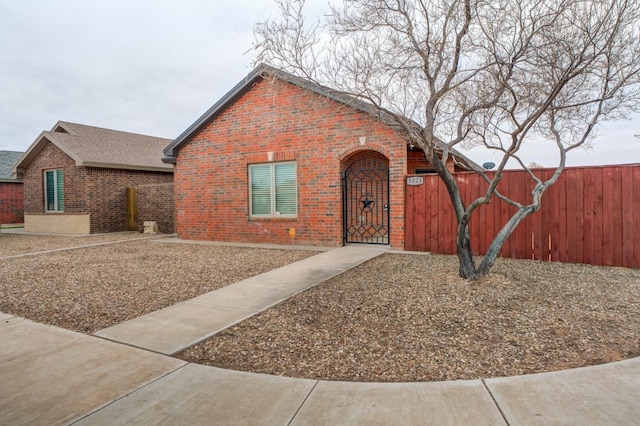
left=361, top=195, right=375, bottom=211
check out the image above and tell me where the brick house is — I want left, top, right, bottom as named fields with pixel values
left=13, top=121, right=174, bottom=234
left=163, top=65, right=470, bottom=249
left=0, top=150, right=24, bottom=224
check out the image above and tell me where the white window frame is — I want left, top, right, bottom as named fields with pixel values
left=249, top=161, right=297, bottom=218
left=44, top=168, right=64, bottom=213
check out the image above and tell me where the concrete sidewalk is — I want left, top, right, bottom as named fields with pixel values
left=94, top=245, right=388, bottom=355
left=2, top=245, right=640, bottom=425
left=2, top=312, right=639, bottom=425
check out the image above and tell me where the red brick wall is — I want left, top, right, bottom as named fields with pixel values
left=84, top=168, right=173, bottom=233
left=23, top=142, right=86, bottom=213
left=174, top=78, right=408, bottom=248
left=0, top=182, right=23, bottom=223
left=407, top=149, right=457, bottom=174
left=23, top=141, right=173, bottom=233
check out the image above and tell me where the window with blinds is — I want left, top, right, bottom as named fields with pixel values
left=44, top=169, right=64, bottom=212
left=249, top=162, right=297, bottom=218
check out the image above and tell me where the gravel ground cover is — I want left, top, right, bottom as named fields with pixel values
left=0, top=232, right=148, bottom=257
left=1, top=238, right=318, bottom=333
left=179, top=253, right=640, bottom=382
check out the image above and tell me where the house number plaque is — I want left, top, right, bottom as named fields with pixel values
left=407, top=176, right=424, bottom=186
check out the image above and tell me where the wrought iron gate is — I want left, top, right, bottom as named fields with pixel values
left=342, top=157, right=390, bottom=244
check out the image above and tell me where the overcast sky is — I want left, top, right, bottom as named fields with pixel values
left=1, top=0, right=638, bottom=168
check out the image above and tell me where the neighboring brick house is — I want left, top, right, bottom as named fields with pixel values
left=0, top=150, right=24, bottom=224
left=163, top=65, right=470, bottom=249
left=13, top=121, right=174, bottom=234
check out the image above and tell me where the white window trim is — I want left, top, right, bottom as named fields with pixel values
left=249, top=161, right=297, bottom=218
left=44, top=168, right=64, bottom=213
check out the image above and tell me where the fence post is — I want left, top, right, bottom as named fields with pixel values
left=126, top=187, right=138, bottom=231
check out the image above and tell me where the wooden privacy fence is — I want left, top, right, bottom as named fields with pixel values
left=405, top=164, right=640, bottom=268
left=126, top=187, right=138, bottom=231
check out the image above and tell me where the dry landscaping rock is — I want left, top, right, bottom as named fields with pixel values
left=2, top=233, right=638, bottom=382
left=1, top=238, right=318, bottom=333
left=178, top=253, right=640, bottom=382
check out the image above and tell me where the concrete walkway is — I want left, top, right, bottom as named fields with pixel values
left=2, top=245, right=640, bottom=425
left=94, top=245, right=387, bottom=355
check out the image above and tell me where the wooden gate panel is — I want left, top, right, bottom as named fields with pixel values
left=126, top=187, right=138, bottom=232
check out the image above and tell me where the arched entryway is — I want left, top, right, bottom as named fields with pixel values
left=342, top=151, right=390, bottom=245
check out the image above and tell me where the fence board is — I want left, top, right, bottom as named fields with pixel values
left=612, top=167, right=623, bottom=266
left=405, top=164, right=640, bottom=268
left=442, top=177, right=454, bottom=254
left=429, top=179, right=439, bottom=252
left=435, top=179, right=446, bottom=255
left=564, top=169, right=578, bottom=263
left=405, top=185, right=415, bottom=251
left=621, top=167, right=634, bottom=266
left=593, top=168, right=604, bottom=266
left=514, top=173, right=542, bottom=259
left=583, top=170, right=595, bottom=265
left=602, top=167, right=614, bottom=266
left=633, top=166, right=640, bottom=268
left=574, top=169, right=585, bottom=264
left=537, top=170, right=547, bottom=260
left=514, top=172, right=528, bottom=259
left=414, top=184, right=427, bottom=252
left=477, top=185, right=487, bottom=254
left=126, top=187, right=138, bottom=232
left=491, top=188, right=501, bottom=257
left=498, top=179, right=511, bottom=258
left=557, top=170, right=568, bottom=262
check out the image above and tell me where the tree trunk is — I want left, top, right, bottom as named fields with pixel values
left=428, top=151, right=481, bottom=280
left=457, top=231, right=479, bottom=280
left=458, top=240, right=480, bottom=280
left=477, top=205, right=538, bottom=276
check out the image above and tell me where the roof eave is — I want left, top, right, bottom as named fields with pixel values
left=82, top=162, right=174, bottom=173
left=12, top=131, right=50, bottom=174
left=161, top=63, right=399, bottom=162
left=161, top=64, right=484, bottom=172
left=163, top=66, right=266, bottom=160
left=51, top=121, right=78, bottom=135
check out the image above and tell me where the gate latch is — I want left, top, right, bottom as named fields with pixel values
left=384, top=204, right=389, bottom=212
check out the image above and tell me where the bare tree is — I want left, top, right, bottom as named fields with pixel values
left=254, top=0, right=640, bottom=279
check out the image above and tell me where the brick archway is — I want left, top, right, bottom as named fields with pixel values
left=341, top=150, right=390, bottom=245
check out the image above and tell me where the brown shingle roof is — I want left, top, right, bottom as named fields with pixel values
left=13, top=121, right=173, bottom=177
left=163, top=64, right=479, bottom=171
left=0, top=150, right=24, bottom=181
